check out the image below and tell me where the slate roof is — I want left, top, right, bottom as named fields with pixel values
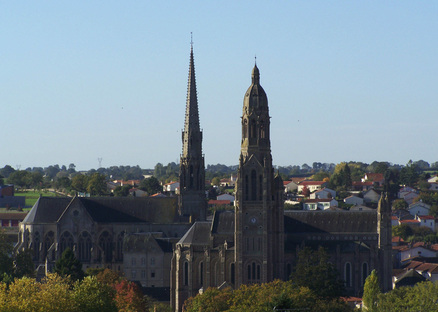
left=211, top=210, right=234, bottom=235
left=22, top=197, right=71, bottom=223
left=177, top=221, right=211, bottom=246
left=23, top=196, right=179, bottom=224
left=284, top=211, right=378, bottom=234
left=395, top=269, right=427, bottom=288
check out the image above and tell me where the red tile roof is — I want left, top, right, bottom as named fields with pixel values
left=299, top=181, right=325, bottom=186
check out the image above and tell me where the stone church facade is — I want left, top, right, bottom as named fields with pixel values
left=16, top=45, right=392, bottom=311
left=170, top=57, right=392, bottom=311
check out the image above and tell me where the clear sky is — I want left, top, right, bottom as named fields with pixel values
left=2, top=2, right=437, bottom=171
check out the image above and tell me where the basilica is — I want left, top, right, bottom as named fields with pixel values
left=17, top=44, right=392, bottom=312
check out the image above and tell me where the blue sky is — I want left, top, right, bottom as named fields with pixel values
left=2, top=2, right=437, bottom=170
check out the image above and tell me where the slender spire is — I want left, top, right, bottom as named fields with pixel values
left=183, top=37, right=201, bottom=155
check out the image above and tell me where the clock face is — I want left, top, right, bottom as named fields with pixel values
left=250, top=217, right=257, bottom=224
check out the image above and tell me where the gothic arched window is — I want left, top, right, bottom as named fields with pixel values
left=199, top=261, right=204, bottom=286
left=98, top=231, right=113, bottom=263
left=78, top=232, right=92, bottom=262
left=184, top=261, right=189, bottom=286
left=116, top=232, right=125, bottom=261
left=251, top=170, right=257, bottom=200
left=230, top=263, right=235, bottom=285
left=59, top=231, right=74, bottom=254
left=344, top=262, right=352, bottom=287
left=33, top=232, right=40, bottom=261
left=43, top=231, right=55, bottom=260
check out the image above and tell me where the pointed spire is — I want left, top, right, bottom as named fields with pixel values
left=251, top=62, right=260, bottom=85
left=184, top=36, right=200, bottom=136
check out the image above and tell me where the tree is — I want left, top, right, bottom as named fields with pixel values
left=54, top=248, right=84, bottom=281
left=7, top=170, right=31, bottom=188
left=392, top=224, right=414, bottom=240
left=362, top=269, right=380, bottom=312
left=114, top=279, right=147, bottom=312
left=211, top=177, right=221, bottom=187
left=87, top=173, right=107, bottom=195
left=113, top=185, right=131, bottom=197
left=71, top=174, right=88, bottom=193
left=73, top=275, right=117, bottom=312
left=139, top=176, right=161, bottom=195
left=392, top=199, right=408, bottom=210
left=301, top=186, right=310, bottom=197
left=0, top=230, right=13, bottom=279
left=0, top=165, right=15, bottom=178
left=290, top=246, right=345, bottom=298
left=14, top=248, right=35, bottom=278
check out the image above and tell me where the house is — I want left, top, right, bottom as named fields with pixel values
left=163, top=182, right=180, bottom=194
left=303, top=198, right=338, bottom=210
left=283, top=181, right=298, bottom=193
left=217, top=193, right=235, bottom=203
left=219, top=175, right=236, bottom=187
left=428, top=176, right=438, bottom=183
left=344, top=195, right=364, bottom=206
left=404, top=260, right=438, bottom=282
left=399, top=219, right=421, bottom=228
left=394, top=269, right=427, bottom=288
left=400, top=191, right=419, bottom=205
left=363, top=189, right=380, bottom=204
left=415, top=215, right=435, bottom=232
left=0, top=185, right=14, bottom=196
left=297, top=181, right=327, bottom=193
left=398, top=186, right=417, bottom=198
left=309, top=188, right=336, bottom=199
left=123, top=232, right=174, bottom=288
left=408, top=201, right=431, bottom=216
left=398, top=242, right=438, bottom=262
left=430, top=183, right=438, bottom=191
left=361, top=173, right=384, bottom=186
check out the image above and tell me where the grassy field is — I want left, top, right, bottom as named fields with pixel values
left=14, top=190, right=59, bottom=208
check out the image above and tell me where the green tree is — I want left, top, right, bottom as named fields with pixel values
left=113, top=184, right=131, bottom=197
left=87, top=173, right=107, bottom=195
left=290, top=246, right=345, bottom=298
left=392, top=224, right=414, bottom=240
left=71, top=174, right=88, bottom=193
left=362, top=269, right=380, bottom=312
left=54, top=248, right=85, bottom=281
left=0, top=165, right=15, bottom=178
left=139, top=176, right=161, bottom=195
left=7, top=170, right=31, bottom=188
left=14, top=248, right=35, bottom=278
left=311, top=171, right=330, bottom=182
left=0, top=230, right=13, bottom=279
left=211, top=177, right=221, bottom=187
left=392, top=199, right=408, bottom=210
left=73, top=275, right=117, bottom=312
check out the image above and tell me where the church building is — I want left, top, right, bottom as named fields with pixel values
left=16, top=44, right=392, bottom=312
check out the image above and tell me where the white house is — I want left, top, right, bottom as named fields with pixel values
left=399, top=243, right=438, bottom=262
left=416, top=215, right=436, bottom=232
left=217, top=193, right=235, bottom=203
left=303, top=198, right=338, bottom=211
left=309, top=188, right=336, bottom=199
left=428, top=176, right=438, bottom=183
left=297, top=181, right=327, bottom=193
left=163, top=181, right=180, bottom=193
left=408, top=201, right=431, bottom=217
left=344, top=195, right=364, bottom=206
